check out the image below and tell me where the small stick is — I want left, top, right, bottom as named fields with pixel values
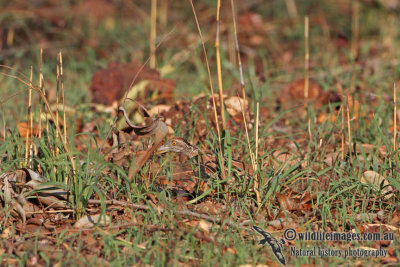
left=150, top=0, right=157, bottom=69
left=394, top=83, right=397, bottom=153
left=304, top=16, right=309, bottom=99
left=215, top=0, right=226, bottom=130
left=24, top=66, right=33, bottom=167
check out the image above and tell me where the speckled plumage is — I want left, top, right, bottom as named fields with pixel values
left=158, top=137, right=252, bottom=180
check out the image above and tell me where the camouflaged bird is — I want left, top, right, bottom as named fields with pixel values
left=157, top=137, right=253, bottom=181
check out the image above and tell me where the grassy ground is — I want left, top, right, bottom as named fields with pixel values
left=0, top=0, right=400, bottom=266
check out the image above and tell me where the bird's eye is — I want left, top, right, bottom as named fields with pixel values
left=172, top=141, right=177, bottom=146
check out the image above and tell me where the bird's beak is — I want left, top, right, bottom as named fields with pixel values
left=155, top=145, right=168, bottom=155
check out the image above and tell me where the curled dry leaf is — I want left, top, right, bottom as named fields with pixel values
left=119, top=106, right=168, bottom=144
left=73, top=214, right=111, bottom=229
left=360, top=171, right=394, bottom=199
left=119, top=106, right=168, bottom=178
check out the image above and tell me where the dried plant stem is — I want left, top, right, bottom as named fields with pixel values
left=0, top=69, right=76, bottom=182
left=24, top=66, right=33, bottom=167
left=150, top=0, right=157, bottom=69
left=284, top=0, right=298, bottom=19
left=394, top=83, right=397, bottom=153
left=341, top=105, right=345, bottom=161
left=230, top=0, right=260, bottom=206
left=1, top=106, right=5, bottom=139
left=346, top=96, right=351, bottom=154
left=304, top=16, right=309, bottom=99
left=60, top=52, right=67, bottom=147
left=351, top=0, right=359, bottom=59
left=160, top=0, right=168, bottom=29
left=38, top=49, right=43, bottom=139
left=215, top=0, right=226, bottom=130
left=255, top=102, right=259, bottom=164
left=190, top=0, right=226, bottom=179
left=253, top=102, right=260, bottom=202
left=56, top=54, right=60, bottom=156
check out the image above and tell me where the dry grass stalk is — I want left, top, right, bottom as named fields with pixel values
left=253, top=102, right=260, bottom=203
left=346, top=96, right=351, bottom=153
left=38, top=49, right=43, bottom=139
left=285, top=0, right=298, bottom=19
left=255, top=102, right=259, bottom=165
left=215, top=0, right=226, bottom=130
left=190, top=0, right=226, bottom=179
left=394, top=83, right=397, bottom=153
left=55, top=54, right=60, bottom=156
left=351, top=0, right=359, bottom=59
left=60, top=52, right=67, bottom=147
left=160, top=0, right=168, bottom=29
left=1, top=107, right=5, bottom=139
left=0, top=65, right=77, bottom=183
left=150, top=0, right=157, bottom=69
left=230, top=0, right=260, bottom=206
left=304, top=16, right=309, bottom=99
left=24, top=66, right=33, bottom=167
left=341, top=104, right=344, bottom=161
